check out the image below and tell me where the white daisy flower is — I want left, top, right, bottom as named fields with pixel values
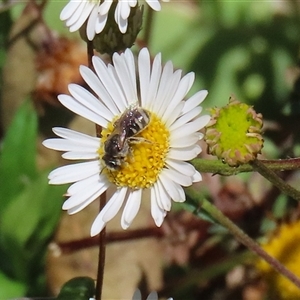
left=43, top=48, right=210, bottom=237
left=60, top=0, right=161, bottom=40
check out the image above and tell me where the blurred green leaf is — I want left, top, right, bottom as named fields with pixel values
left=0, top=271, right=26, bottom=299
left=0, top=99, right=37, bottom=212
left=0, top=171, right=65, bottom=282
left=56, top=277, right=95, bottom=300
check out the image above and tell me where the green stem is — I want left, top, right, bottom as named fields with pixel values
left=251, top=159, right=300, bottom=201
left=143, top=5, right=154, bottom=46
left=187, top=193, right=300, bottom=290
left=192, top=157, right=300, bottom=176
left=192, top=157, right=300, bottom=201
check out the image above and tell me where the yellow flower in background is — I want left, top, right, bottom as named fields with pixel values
left=257, top=220, right=300, bottom=300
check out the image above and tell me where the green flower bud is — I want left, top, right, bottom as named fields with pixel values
left=205, top=95, right=264, bottom=166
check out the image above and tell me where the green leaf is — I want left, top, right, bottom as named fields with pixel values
left=56, top=277, right=95, bottom=300
left=0, top=100, right=37, bottom=212
left=0, top=171, right=66, bottom=282
left=0, top=271, right=27, bottom=299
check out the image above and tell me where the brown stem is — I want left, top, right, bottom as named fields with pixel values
left=95, top=196, right=106, bottom=300
left=251, top=159, right=300, bottom=201
left=86, top=40, right=106, bottom=300
left=187, top=193, right=300, bottom=291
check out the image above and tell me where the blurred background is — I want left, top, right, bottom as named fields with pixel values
left=1, top=0, right=300, bottom=299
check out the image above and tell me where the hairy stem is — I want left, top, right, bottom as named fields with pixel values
left=192, top=157, right=300, bottom=176
left=251, top=159, right=300, bottom=201
left=186, top=191, right=300, bottom=290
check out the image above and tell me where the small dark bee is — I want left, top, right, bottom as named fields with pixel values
left=102, top=105, right=150, bottom=170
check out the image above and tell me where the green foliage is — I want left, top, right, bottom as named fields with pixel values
left=0, top=101, right=65, bottom=298
left=56, top=277, right=95, bottom=300
left=0, top=272, right=27, bottom=299
left=152, top=2, right=300, bottom=118
left=0, top=100, right=37, bottom=210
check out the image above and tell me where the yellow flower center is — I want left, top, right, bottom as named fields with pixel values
left=98, top=111, right=170, bottom=189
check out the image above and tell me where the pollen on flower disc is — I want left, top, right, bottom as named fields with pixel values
left=99, top=111, right=170, bottom=189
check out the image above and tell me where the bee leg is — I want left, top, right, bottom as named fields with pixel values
left=128, top=137, right=152, bottom=144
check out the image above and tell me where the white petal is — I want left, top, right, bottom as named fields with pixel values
left=152, top=64, right=178, bottom=115
left=86, top=5, right=100, bottom=40
left=91, top=218, right=106, bottom=237
left=132, top=289, right=142, bottom=300
left=63, top=177, right=110, bottom=210
left=165, top=159, right=196, bottom=177
left=171, top=116, right=210, bottom=140
left=115, top=5, right=128, bottom=33
left=156, top=179, right=172, bottom=211
left=181, top=90, right=208, bottom=115
left=146, top=0, right=161, bottom=11
left=146, top=291, right=158, bottom=300
left=48, top=161, right=100, bottom=184
left=99, top=0, right=113, bottom=15
left=169, top=106, right=202, bottom=131
left=102, top=187, right=128, bottom=222
left=170, top=133, right=200, bottom=148
left=67, top=173, right=105, bottom=195
left=52, top=127, right=100, bottom=146
left=60, top=1, right=81, bottom=20
left=124, top=49, right=138, bottom=102
left=64, top=1, right=86, bottom=26
left=68, top=84, right=114, bottom=121
left=138, top=48, right=151, bottom=107
left=92, top=56, right=127, bottom=112
left=150, top=185, right=166, bottom=227
left=90, top=188, right=129, bottom=236
left=193, top=170, right=202, bottom=182
left=168, top=145, right=201, bottom=161
left=118, top=1, right=131, bottom=20
left=95, top=11, right=108, bottom=33
left=121, top=189, right=142, bottom=229
left=67, top=2, right=93, bottom=30
left=164, top=102, right=184, bottom=128
left=150, top=61, right=174, bottom=113
left=79, top=65, right=119, bottom=116
left=143, top=53, right=162, bottom=110
left=58, top=94, right=108, bottom=128
left=163, top=167, right=193, bottom=187
left=113, top=49, right=137, bottom=104
left=162, top=72, right=195, bottom=122
left=62, top=152, right=98, bottom=160
left=67, top=185, right=110, bottom=214
left=43, top=139, right=96, bottom=153
left=159, top=171, right=186, bottom=202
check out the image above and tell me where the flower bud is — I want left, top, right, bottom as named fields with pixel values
left=81, top=3, right=143, bottom=55
left=204, top=95, right=264, bottom=166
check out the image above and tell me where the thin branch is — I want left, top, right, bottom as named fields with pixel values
left=186, top=192, right=300, bottom=291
